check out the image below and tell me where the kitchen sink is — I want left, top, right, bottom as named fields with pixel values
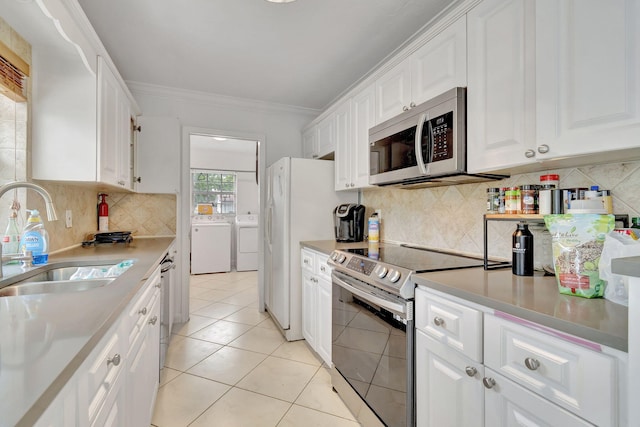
left=14, top=264, right=116, bottom=283
left=0, top=278, right=115, bottom=297
left=0, top=260, right=133, bottom=297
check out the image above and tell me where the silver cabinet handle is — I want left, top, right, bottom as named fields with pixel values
left=350, top=183, right=355, bottom=187
left=107, top=354, right=121, bottom=367
left=303, top=259, right=309, bottom=264
left=465, top=366, right=477, bottom=377
left=402, top=105, right=410, bottom=111
left=149, top=315, right=158, bottom=325
left=482, top=377, right=496, bottom=389
left=524, top=149, right=536, bottom=158
left=138, top=307, right=147, bottom=315
left=320, top=266, right=326, bottom=272
left=537, top=144, right=550, bottom=154
left=524, top=357, right=540, bottom=370
left=410, top=102, right=416, bottom=108
left=433, top=317, right=445, bottom=327
left=155, top=282, right=161, bottom=288
left=345, top=183, right=349, bottom=188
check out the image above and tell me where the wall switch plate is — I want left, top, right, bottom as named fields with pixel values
left=65, top=210, right=72, bottom=228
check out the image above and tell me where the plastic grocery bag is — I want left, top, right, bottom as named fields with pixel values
left=544, top=214, right=615, bottom=298
left=599, top=231, right=640, bottom=306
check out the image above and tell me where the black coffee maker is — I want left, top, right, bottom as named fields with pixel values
left=334, top=204, right=366, bottom=242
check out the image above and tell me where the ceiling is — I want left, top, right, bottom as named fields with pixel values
left=75, top=0, right=458, bottom=111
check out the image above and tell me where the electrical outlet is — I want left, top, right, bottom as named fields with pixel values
left=65, top=210, right=72, bottom=228
left=375, top=209, right=382, bottom=220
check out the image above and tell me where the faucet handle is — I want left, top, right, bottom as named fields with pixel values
left=21, top=250, right=33, bottom=268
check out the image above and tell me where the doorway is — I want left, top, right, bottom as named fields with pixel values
left=176, top=128, right=266, bottom=324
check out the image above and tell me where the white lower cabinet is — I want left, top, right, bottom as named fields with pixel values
left=415, top=287, right=622, bottom=427
left=416, top=330, right=484, bottom=427
left=35, top=266, right=162, bottom=426
left=301, top=248, right=332, bottom=366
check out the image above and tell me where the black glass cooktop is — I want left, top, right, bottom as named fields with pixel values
left=345, top=245, right=494, bottom=272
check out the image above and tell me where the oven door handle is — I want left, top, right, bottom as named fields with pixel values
left=332, top=272, right=406, bottom=316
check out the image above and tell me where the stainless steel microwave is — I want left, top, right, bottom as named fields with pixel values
left=369, top=87, right=506, bottom=188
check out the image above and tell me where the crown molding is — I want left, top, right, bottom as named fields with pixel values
left=127, top=81, right=321, bottom=118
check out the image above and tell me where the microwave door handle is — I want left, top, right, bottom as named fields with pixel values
left=415, top=113, right=428, bottom=175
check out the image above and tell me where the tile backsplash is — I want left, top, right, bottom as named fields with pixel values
left=362, top=161, right=640, bottom=262
left=27, top=183, right=176, bottom=252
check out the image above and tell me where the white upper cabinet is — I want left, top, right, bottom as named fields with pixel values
left=535, top=0, right=640, bottom=160
left=335, top=84, right=375, bottom=191
left=466, top=0, right=537, bottom=173
left=375, top=59, right=412, bottom=124
left=134, top=116, right=180, bottom=193
left=26, top=0, right=139, bottom=189
left=376, top=15, right=467, bottom=124
left=302, top=127, right=317, bottom=159
left=316, top=114, right=336, bottom=159
left=468, top=0, right=640, bottom=174
left=98, top=56, right=133, bottom=189
left=411, top=16, right=468, bottom=107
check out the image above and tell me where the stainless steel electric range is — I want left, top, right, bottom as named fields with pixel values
left=328, top=244, right=493, bottom=427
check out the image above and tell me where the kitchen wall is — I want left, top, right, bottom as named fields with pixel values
left=362, top=161, right=640, bottom=262
left=129, top=82, right=319, bottom=166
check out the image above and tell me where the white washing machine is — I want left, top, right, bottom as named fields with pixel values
left=235, top=214, right=259, bottom=271
left=191, top=216, right=231, bottom=274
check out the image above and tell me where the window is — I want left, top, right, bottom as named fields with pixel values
left=191, top=170, right=236, bottom=214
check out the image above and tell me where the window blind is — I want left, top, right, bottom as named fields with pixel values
left=0, top=40, right=29, bottom=102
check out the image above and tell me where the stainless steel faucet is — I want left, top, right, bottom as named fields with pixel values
left=0, top=181, right=58, bottom=278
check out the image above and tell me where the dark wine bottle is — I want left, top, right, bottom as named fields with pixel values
left=512, top=222, right=534, bottom=276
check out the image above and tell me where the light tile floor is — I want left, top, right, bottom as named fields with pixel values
left=151, top=271, right=361, bottom=427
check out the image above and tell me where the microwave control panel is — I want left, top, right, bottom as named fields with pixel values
left=424, top=111, right=454, bottom=162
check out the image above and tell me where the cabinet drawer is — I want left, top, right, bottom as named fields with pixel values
left=316, top=255, right=331, bottom=281
left=484, top=368, right=594, bottom=427
left=301, top=249, right=315, bottom=272
left=82, top=326, right=123, bottom=424
left=126, top=270, right=160, bottom=347
left=484, top=314, right=615, bottom=427
left=415, top=287, right=483, bottom=362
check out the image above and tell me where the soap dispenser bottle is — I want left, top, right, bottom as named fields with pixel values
left=21, top=209, right=49, bottom=265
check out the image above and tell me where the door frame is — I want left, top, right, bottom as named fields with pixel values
left=177, top=126, right=267, bottom=323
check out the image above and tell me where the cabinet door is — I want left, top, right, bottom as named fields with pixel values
left=91, top=370, right=125, bottom=427
left=135, top=116, right=181, bottom=193
left=33, top=379, right=77, bottom=427
left=416, top=330, right=484, bottom=427
left=97, top=56, right=120, bottom=186
left=335, top=100, right=352, bottom=191
left=301, top=272, right=317, bottom=346
left=350, top=84, right=375, bottom=189
left=302, top=127, right=318, bottom=159
left=126, top=292, right=161, bottom=427
left=317, top=114, right=336, bottom=159
left=375, top=58, right=412, bottom=123
left=535, top=0, right=640, bottom=160
left=116, top=100, right=133, bottom=189
left=484, top=369, right=594, bottom=427
left=466, top=0, right=537, bottom=173
left=317, top=277, right=332, bottom=366
left=411, top=16, right=467, bottom=105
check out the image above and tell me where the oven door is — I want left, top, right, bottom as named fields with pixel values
left=331, top=270, right=414, bottom=427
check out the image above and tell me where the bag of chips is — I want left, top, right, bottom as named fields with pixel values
left=544, top=214, right=615, bottom=298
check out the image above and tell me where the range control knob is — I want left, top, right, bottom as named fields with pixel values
left=337, top=254, right=347, bottom=264
left=375, top=265, right=388, bottom=279
left=388, top=270, right=402, bottom=283
left=330, top=252, right=339, bottom=261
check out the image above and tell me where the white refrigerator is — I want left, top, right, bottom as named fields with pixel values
left=264, top=157, right=357, bottom=341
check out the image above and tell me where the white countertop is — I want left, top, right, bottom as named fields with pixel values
left=0, top=237, right=175, bottom=427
